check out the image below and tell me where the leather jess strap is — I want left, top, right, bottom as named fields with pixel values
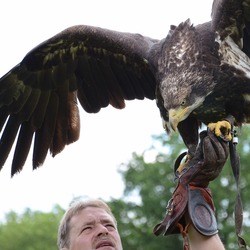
left=229, top=133, right=250, bottom=249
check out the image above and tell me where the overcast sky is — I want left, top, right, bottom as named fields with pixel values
left=0, top=0, right=213, bottom=220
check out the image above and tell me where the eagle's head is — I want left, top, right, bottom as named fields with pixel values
left=157, top=71, right=212, bottom=133
left=156, top=19, right=216, bottom=133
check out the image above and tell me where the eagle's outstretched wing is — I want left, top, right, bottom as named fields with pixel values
left=0, top=25, right=158, bottom=175
left=1, top=0, right=250, bottom=177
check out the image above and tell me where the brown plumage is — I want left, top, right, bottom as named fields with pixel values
left=0, top=0, right=250, bottom=176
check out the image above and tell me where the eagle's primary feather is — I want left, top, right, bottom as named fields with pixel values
left=0, top=0, right=250, bottom=175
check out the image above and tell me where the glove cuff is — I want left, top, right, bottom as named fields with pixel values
left=153, top=184, right=218, bottom=238
left=188, top=186, right=218, bottom=236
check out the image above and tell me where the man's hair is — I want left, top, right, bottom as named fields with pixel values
left=57, top=199, right=117, bottom=249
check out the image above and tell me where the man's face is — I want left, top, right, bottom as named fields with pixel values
left=66, top=207, right=123, bottom=250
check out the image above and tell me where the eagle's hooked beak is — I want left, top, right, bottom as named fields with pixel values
left=169, top=107, right=191, bottom=131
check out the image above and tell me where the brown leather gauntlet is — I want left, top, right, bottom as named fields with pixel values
left=153, top=129, right=229, bottom=238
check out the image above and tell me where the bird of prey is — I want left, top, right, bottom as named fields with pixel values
left=0, top=0, right=250, bottom=176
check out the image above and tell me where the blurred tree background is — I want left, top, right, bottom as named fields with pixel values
left=0, top=126, right=250, bottom=249
left=0, top=205, right=65, bottom=250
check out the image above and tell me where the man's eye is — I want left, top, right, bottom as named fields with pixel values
left=82, top=226, right=92, bottom=232
left=106, top=224, right=115, bottom=229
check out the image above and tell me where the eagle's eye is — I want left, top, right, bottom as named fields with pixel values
left=181, top=101, right=186, bottom=106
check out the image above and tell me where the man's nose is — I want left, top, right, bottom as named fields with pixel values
left=97, top=224, right=109, bottom=236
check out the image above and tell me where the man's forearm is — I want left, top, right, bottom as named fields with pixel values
left=188, top=223, right=225, bottom=250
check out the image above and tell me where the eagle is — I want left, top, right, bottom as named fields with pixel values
left=0, top=0, right=250, bottom=176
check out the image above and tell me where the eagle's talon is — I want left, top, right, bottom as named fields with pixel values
left=176, top=162, right=186, bottom=174
left=208, top=120, right=232, bottom=141
left=176, top=154, right=192, bottom=174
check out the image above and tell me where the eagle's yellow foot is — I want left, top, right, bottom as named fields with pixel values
left=208, top=120, right=232, bottom=141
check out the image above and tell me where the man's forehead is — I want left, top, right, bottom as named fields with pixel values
left=71, top=207, right=114, bottom=224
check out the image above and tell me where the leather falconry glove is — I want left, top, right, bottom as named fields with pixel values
left=153, top=129, right=229, bottom=249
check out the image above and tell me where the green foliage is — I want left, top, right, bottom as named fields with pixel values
left=0, top=205, right=65, bottom=250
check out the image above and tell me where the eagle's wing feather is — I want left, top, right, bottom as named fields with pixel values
left=0, top=25, right=158, bottom=175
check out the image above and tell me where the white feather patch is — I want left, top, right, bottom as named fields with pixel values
left=216, top=35, right=250, bottom=79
